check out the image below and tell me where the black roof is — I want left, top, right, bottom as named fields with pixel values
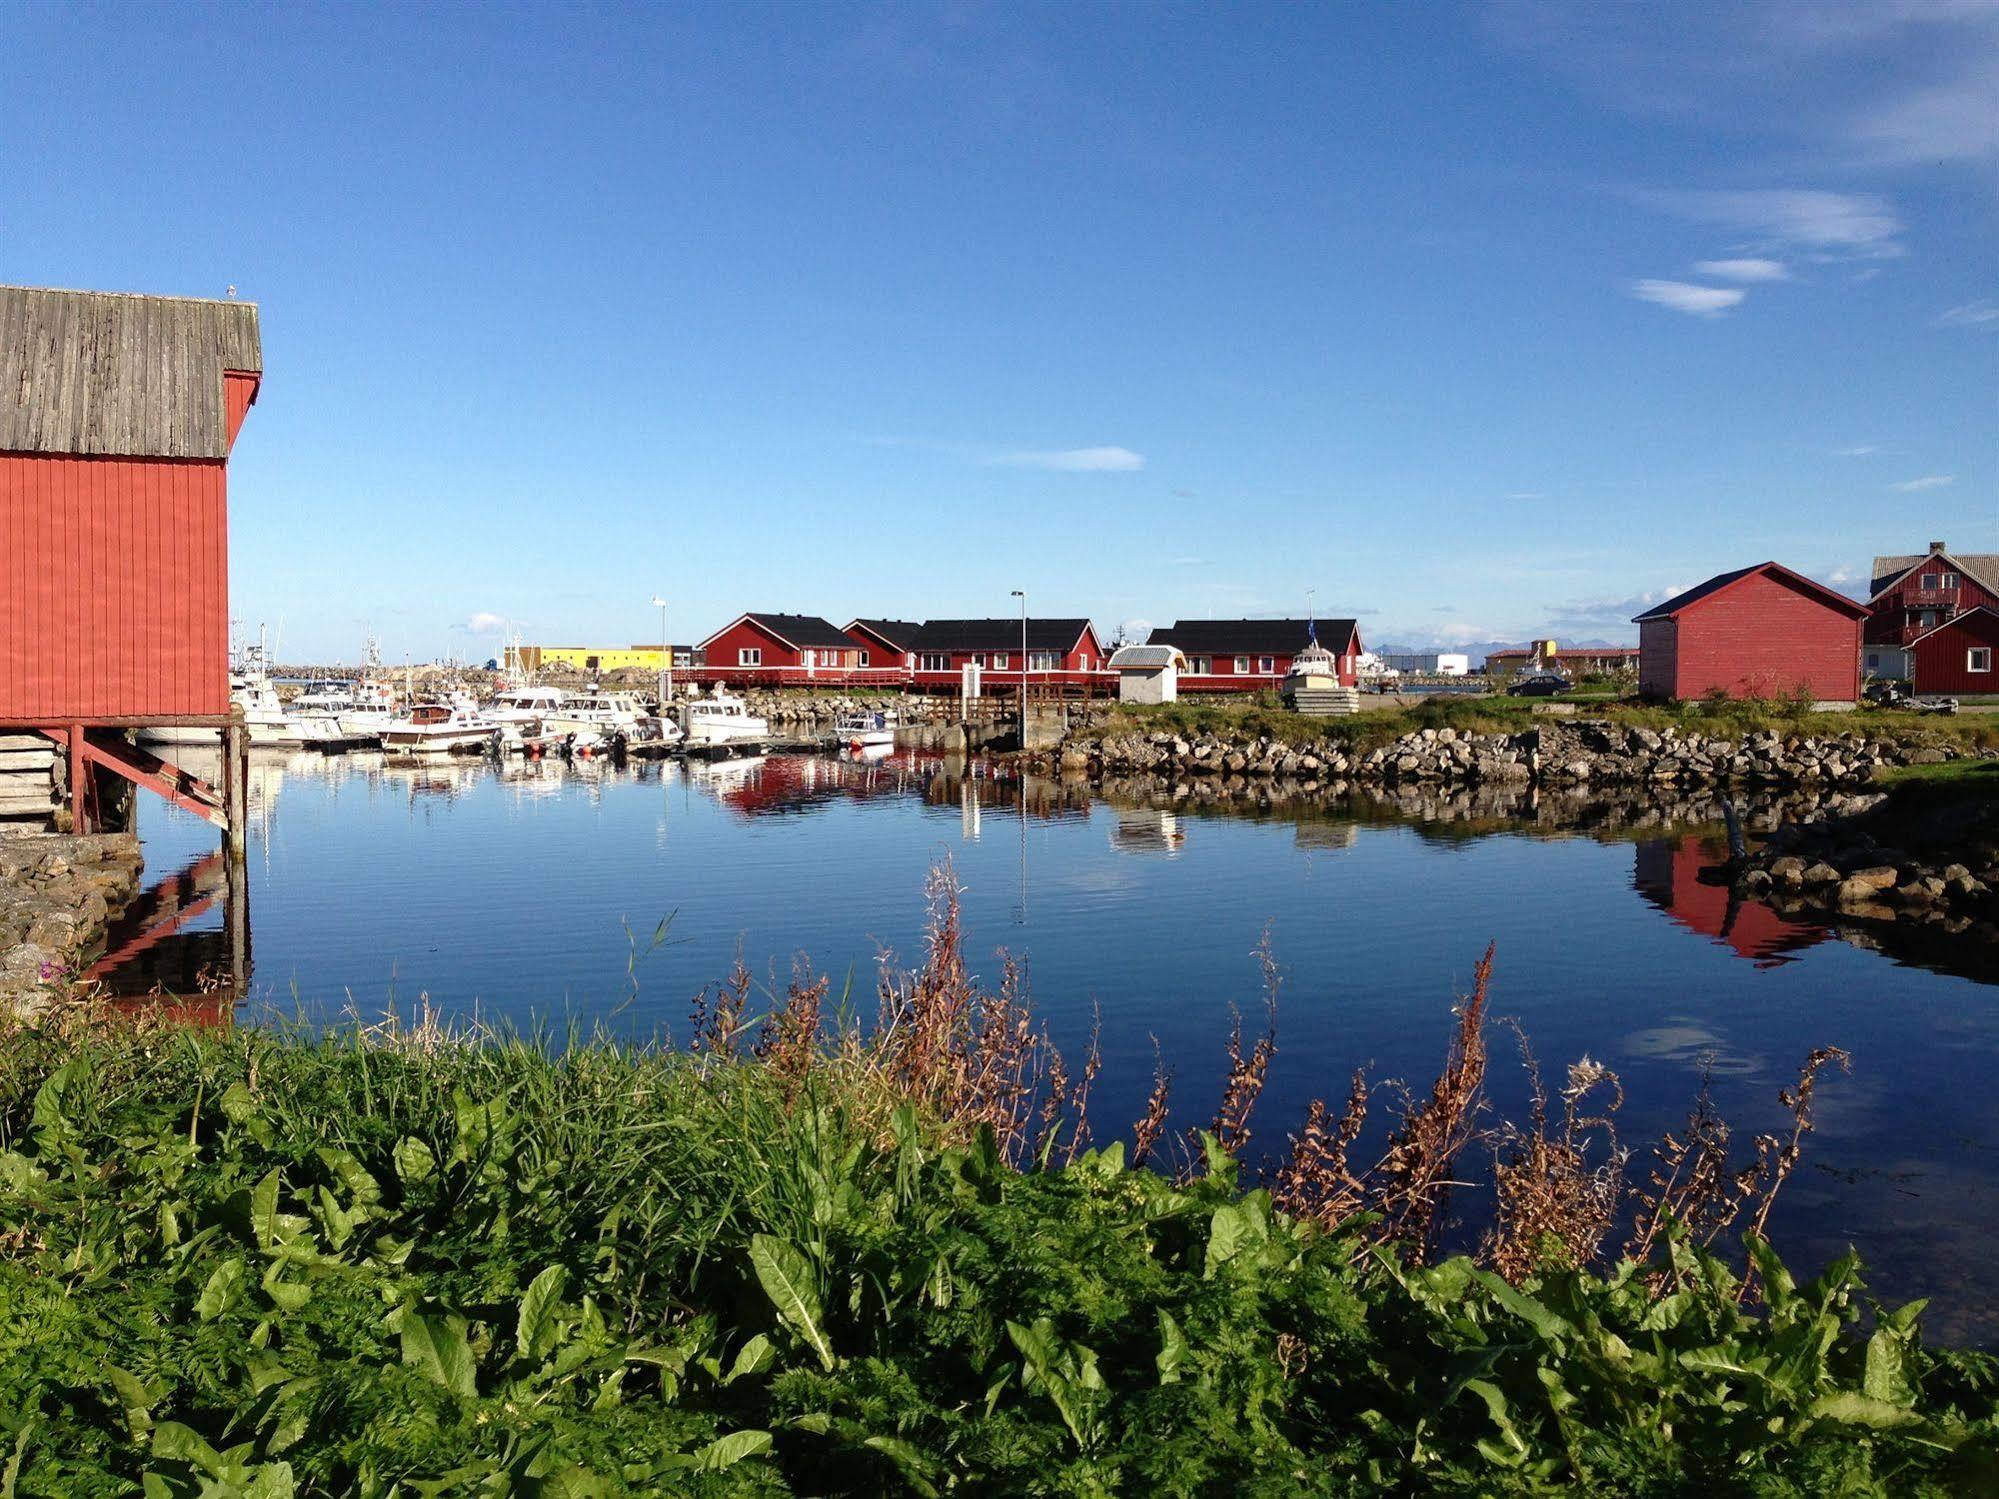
left=1632, top=562, right=1869, bottom=622
left=910, top=618, right=1097, bottom=652
left=847, top=618, right=921, bottom=651
left=727, top=613, right=856, bottom=649
left=1148, top=618, right=1361, bottom=654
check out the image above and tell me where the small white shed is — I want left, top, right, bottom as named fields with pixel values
left=1108, top=643, right=1185, bottom=703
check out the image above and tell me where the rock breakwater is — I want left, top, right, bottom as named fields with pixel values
left=1, top=831, right=143, bottom=1014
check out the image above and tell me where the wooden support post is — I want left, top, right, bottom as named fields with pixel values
left=222, top=722, right=247, bottom=865
left=227, top=847, right=250, bottom=1001
left=67, top=722, right=88, bottom=835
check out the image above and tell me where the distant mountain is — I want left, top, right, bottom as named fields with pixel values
left=1371, top=637, right=1636, bottom=669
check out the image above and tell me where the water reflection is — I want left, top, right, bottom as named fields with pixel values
left=1633, top=835, right=1829, bottom=968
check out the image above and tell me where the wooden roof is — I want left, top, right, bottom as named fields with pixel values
left=0, top=286, right=262, bottom=460
left=1871, top=550, right=1999, bottom=599
left=1631, top=562, right=1869, bottom=622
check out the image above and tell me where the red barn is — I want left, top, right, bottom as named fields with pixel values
left=1866, top=542, right=1999, bottom=648
left=1908, top=607, right=1999, bottom=696
left=1633, top=562, right=1868, bottom=703
left=696, top=613, right=864, bottom=682
left=844, top=618, right=919, bottom=671
left=1, top=286, right=261, bottom=837
left=1146, top=619, right=1364, bottom=691
left=908, top=618, right=1105, bottom=693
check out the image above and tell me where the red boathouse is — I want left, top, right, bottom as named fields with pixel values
left=1908, top=607, right=1999, bottom=696
left=0, top=286, right=262, bottom=839
left=907, top=618, right=1106, bottom=694
left=1633, top=562, right=1868, bottom=704
left=695, top=612, right=899, bottom=685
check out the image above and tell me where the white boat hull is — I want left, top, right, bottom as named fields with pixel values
left=380, top=728, right=492, bottom=755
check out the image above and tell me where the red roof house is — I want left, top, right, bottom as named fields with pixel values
left=696, top=613, right=865, bottom=682
left=1866, top=541, right=1999, bottom=647
left=1908, top=607, right=1999, bottom=696
left=844, top=618, right=920, bottom=670
left=1146, top=619, right=1364, bottom=690
left=1633, top=562, right=1869, bottom=704
left=908, top=618, right=1105, bottom=692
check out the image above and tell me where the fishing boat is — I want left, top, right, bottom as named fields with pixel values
left=834, top=706, right=901, bottom=751
left=678, top=686, right=768, bottom=746
left=379, top=701, right=496, bottom=755
left=143, top=643, right=337, bottom=748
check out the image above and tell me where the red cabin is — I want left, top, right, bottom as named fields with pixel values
left=844, top=618, right=919, bottom=672
left=1866, top=543, right=1999, bottom=648
left=908, top=618, right=1105, bottom=693
left=1, top=286, right=261, bottom=840
left=1146, top=619, right=1364, bottom=691
left=2, top=287, right=260, bottom=722
left=696, top=612, right=870, bottom=684
left=1633, top=562, right=1867, bottom=704
left=1908, top=607, right=1999, bottom=696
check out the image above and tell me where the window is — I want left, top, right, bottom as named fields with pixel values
left=919, top=653, right=949, bottom=672
left=1942, top=572, right=1960, bottom=590
left=1189, top=656, right=1211, bottom=675
left=971, top=653, right=987, bottom=668
left=1028, top=651, right=1060, bottom=671
left=738, top=647, right=762, bottom=666
left=1921, top=573, right=1938, bottom=590
left=1258, top=656, right=1275, bottom=673
left=993, top=653, right=1008, bottom=668
left=857, top=650, right=869, bottom=667
left=1233, top=656, right=1250, bottom=674
left=1971, top=648, right=1993, bottom=674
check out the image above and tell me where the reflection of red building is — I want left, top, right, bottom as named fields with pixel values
left=1633, top=835, right=1825, bottom=967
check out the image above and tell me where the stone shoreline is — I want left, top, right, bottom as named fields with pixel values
left=1, top=831, right=144, bottom=1015
left=1033, top=718, right=1982, bottom=794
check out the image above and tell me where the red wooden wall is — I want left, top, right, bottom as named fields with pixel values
left=0, top=454, right=231, bottom=720
left=1866, top=566, right=1999, bottom=645
left=1659, top=572, right=1862, bottom=702
left=1911, top=611, right=1999, bottom=695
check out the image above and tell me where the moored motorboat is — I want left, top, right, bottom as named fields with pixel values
left=678, top=686, right=768, bottom=745
left=834, top=706, right=901, bottom=751
left=380, top=702, right=495, bottom=754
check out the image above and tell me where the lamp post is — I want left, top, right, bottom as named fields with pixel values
left=1010, top=589, right=1027, bottom=724
left=649, top=596, right=669, bottom=707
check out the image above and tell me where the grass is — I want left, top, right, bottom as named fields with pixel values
left=1873, top=759, right=1999, bottom=788
left=1096, top=693, right=1999, bottom=756
left=3, top=873, right=1997, bottom=1495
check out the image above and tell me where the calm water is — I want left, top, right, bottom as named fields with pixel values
left=116, top=748, right=1999, bottom=1342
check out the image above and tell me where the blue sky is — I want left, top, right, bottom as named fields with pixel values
left=5, top=2, right=1994, bottom=659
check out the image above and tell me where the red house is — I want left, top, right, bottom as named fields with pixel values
left=1633, top=562, right=1869, bottom=703
left=908, top=618, right=1106, bottom=693
left=1146, top=619, right=1364, bottom=691
left=844, top=618, right=920, bottom=672
left=1908, top=607, right=1999, bottom=696
left=695, top=613, right=870, bottom=682
left=1634, top=835, right=1826, bottom=968
left=1866, top=542, right=1999, bottom=647
left=1, top=286, right=261, bottom=836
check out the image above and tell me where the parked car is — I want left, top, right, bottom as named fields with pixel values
left=1507, top=674, right=1569, bottom=697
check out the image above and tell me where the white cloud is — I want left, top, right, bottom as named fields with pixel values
left=1939, top=298, right=1999, bottom=330
left=1504, top=490, right=1546, bottom=500
left=1693, top=257, right=1789, bottom=282
left=1117, top=617, right=1153, bottom=643
left=1850, top=53, right=1999, bottom=165
left=1892, top=474, right=1956, bottom=491
left=1546, top=585, right=1691, bottom=630
left=1631, top=279, right=1747, bottom=317
left=464, top=611, right=514, bottom=635
left=1636, top=188, right=1905, bottom=259
left=989, top=445, right=1145, bottom=472
left=1832, top=445, right=1882, bottom=457
left=1167, top=555, right=1206, bottom=567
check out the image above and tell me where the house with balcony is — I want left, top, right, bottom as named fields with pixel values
left=1867, top=542, right=1999, bottom=648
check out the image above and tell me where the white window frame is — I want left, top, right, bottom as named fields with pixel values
left=1028, top=650, right=1061, bottom=672
left=1233, top=656, right=1250, bottom=674
left=857, top=649, right=869, bottom=667
left=1189, top=655, right=1210, bottom=675
left=1921, top=573, right=1938, bottom=590
left=738, top=647, right=762, bottom=666
left=993, top=652, right=1008, bottom=669
left=918, top=652, right=950, bottom=672
left=972, top=653, right=987, bottom=668
left=1942, top=572, right=1960, bottom=589
left=1258, top=656, right=1275, bottom=673
left=1970, top=647, right=1993, bottom=673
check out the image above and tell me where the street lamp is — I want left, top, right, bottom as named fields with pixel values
left=649, top=596, right=669, bottom=707
left=1010, top=589, right=1027, bottom=719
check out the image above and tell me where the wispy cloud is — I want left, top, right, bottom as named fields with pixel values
left=1546, top=585, right=1689, bottom=631
left=1503, top=490, right=1546, bottom=500
left=1636, top=188, right=1905, bottom=259
left=1831, top=445, right=1881, bottom=457
left=1850, top=52, right=1999, bottom=165
left=462, top=611, right=515, bottom=635
left=988, top=445, right=1145, bottom=472
left=1693, top=257, right=1789, bottom=282
left=1630, top=279, right=1746, bottom=317
left=1938, top=298, right=1999, bottom=331
left=1167, top=555, right=1206, bottom=567
left=1892, top=474, right=1956, bottom=492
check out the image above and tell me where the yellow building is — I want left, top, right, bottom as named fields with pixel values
left=504, top=644, right=671, bottom=674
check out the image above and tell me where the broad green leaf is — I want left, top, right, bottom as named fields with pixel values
left=864, top=1435, right=941, bottom=1497
left=1864, top=1300, right=1926, bottom=1408
left=695, top=1430, right=772, bottom=1472
left=1810, top=1391, right=1928, bottom=1431
left=1155, top=1308, right=1188, bottom=1384
left=219, top=1081, right=258, bottom=1124
left=1204, top=1203, right=1252, bottom=1278
left=401, top=1312, right=479, bottom=1400
left=748, top=1234, right=833, bottom=1371
left=516, top=1264, right=568, bottom=1363
left=1463, top=1379, right=1532, bottom=1464
left=1007, top=1318, right=1094, bottom=1449
left=394, top=1137, right=436, bottom=1187
left=197, top=1258, right=248, bottom=1322
left=105, top=1366, right=155, bottom=1440
left=151, top=1421, right=225, bottom=1477
left=30, top=1058, right=89, bottom=1142
left=723, top=1334, right=776, bottom=1384
left=250, top=1170, right=281, bottom=1249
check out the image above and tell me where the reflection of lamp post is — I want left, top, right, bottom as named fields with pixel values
left=649, top=596, right=669, bottom=706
